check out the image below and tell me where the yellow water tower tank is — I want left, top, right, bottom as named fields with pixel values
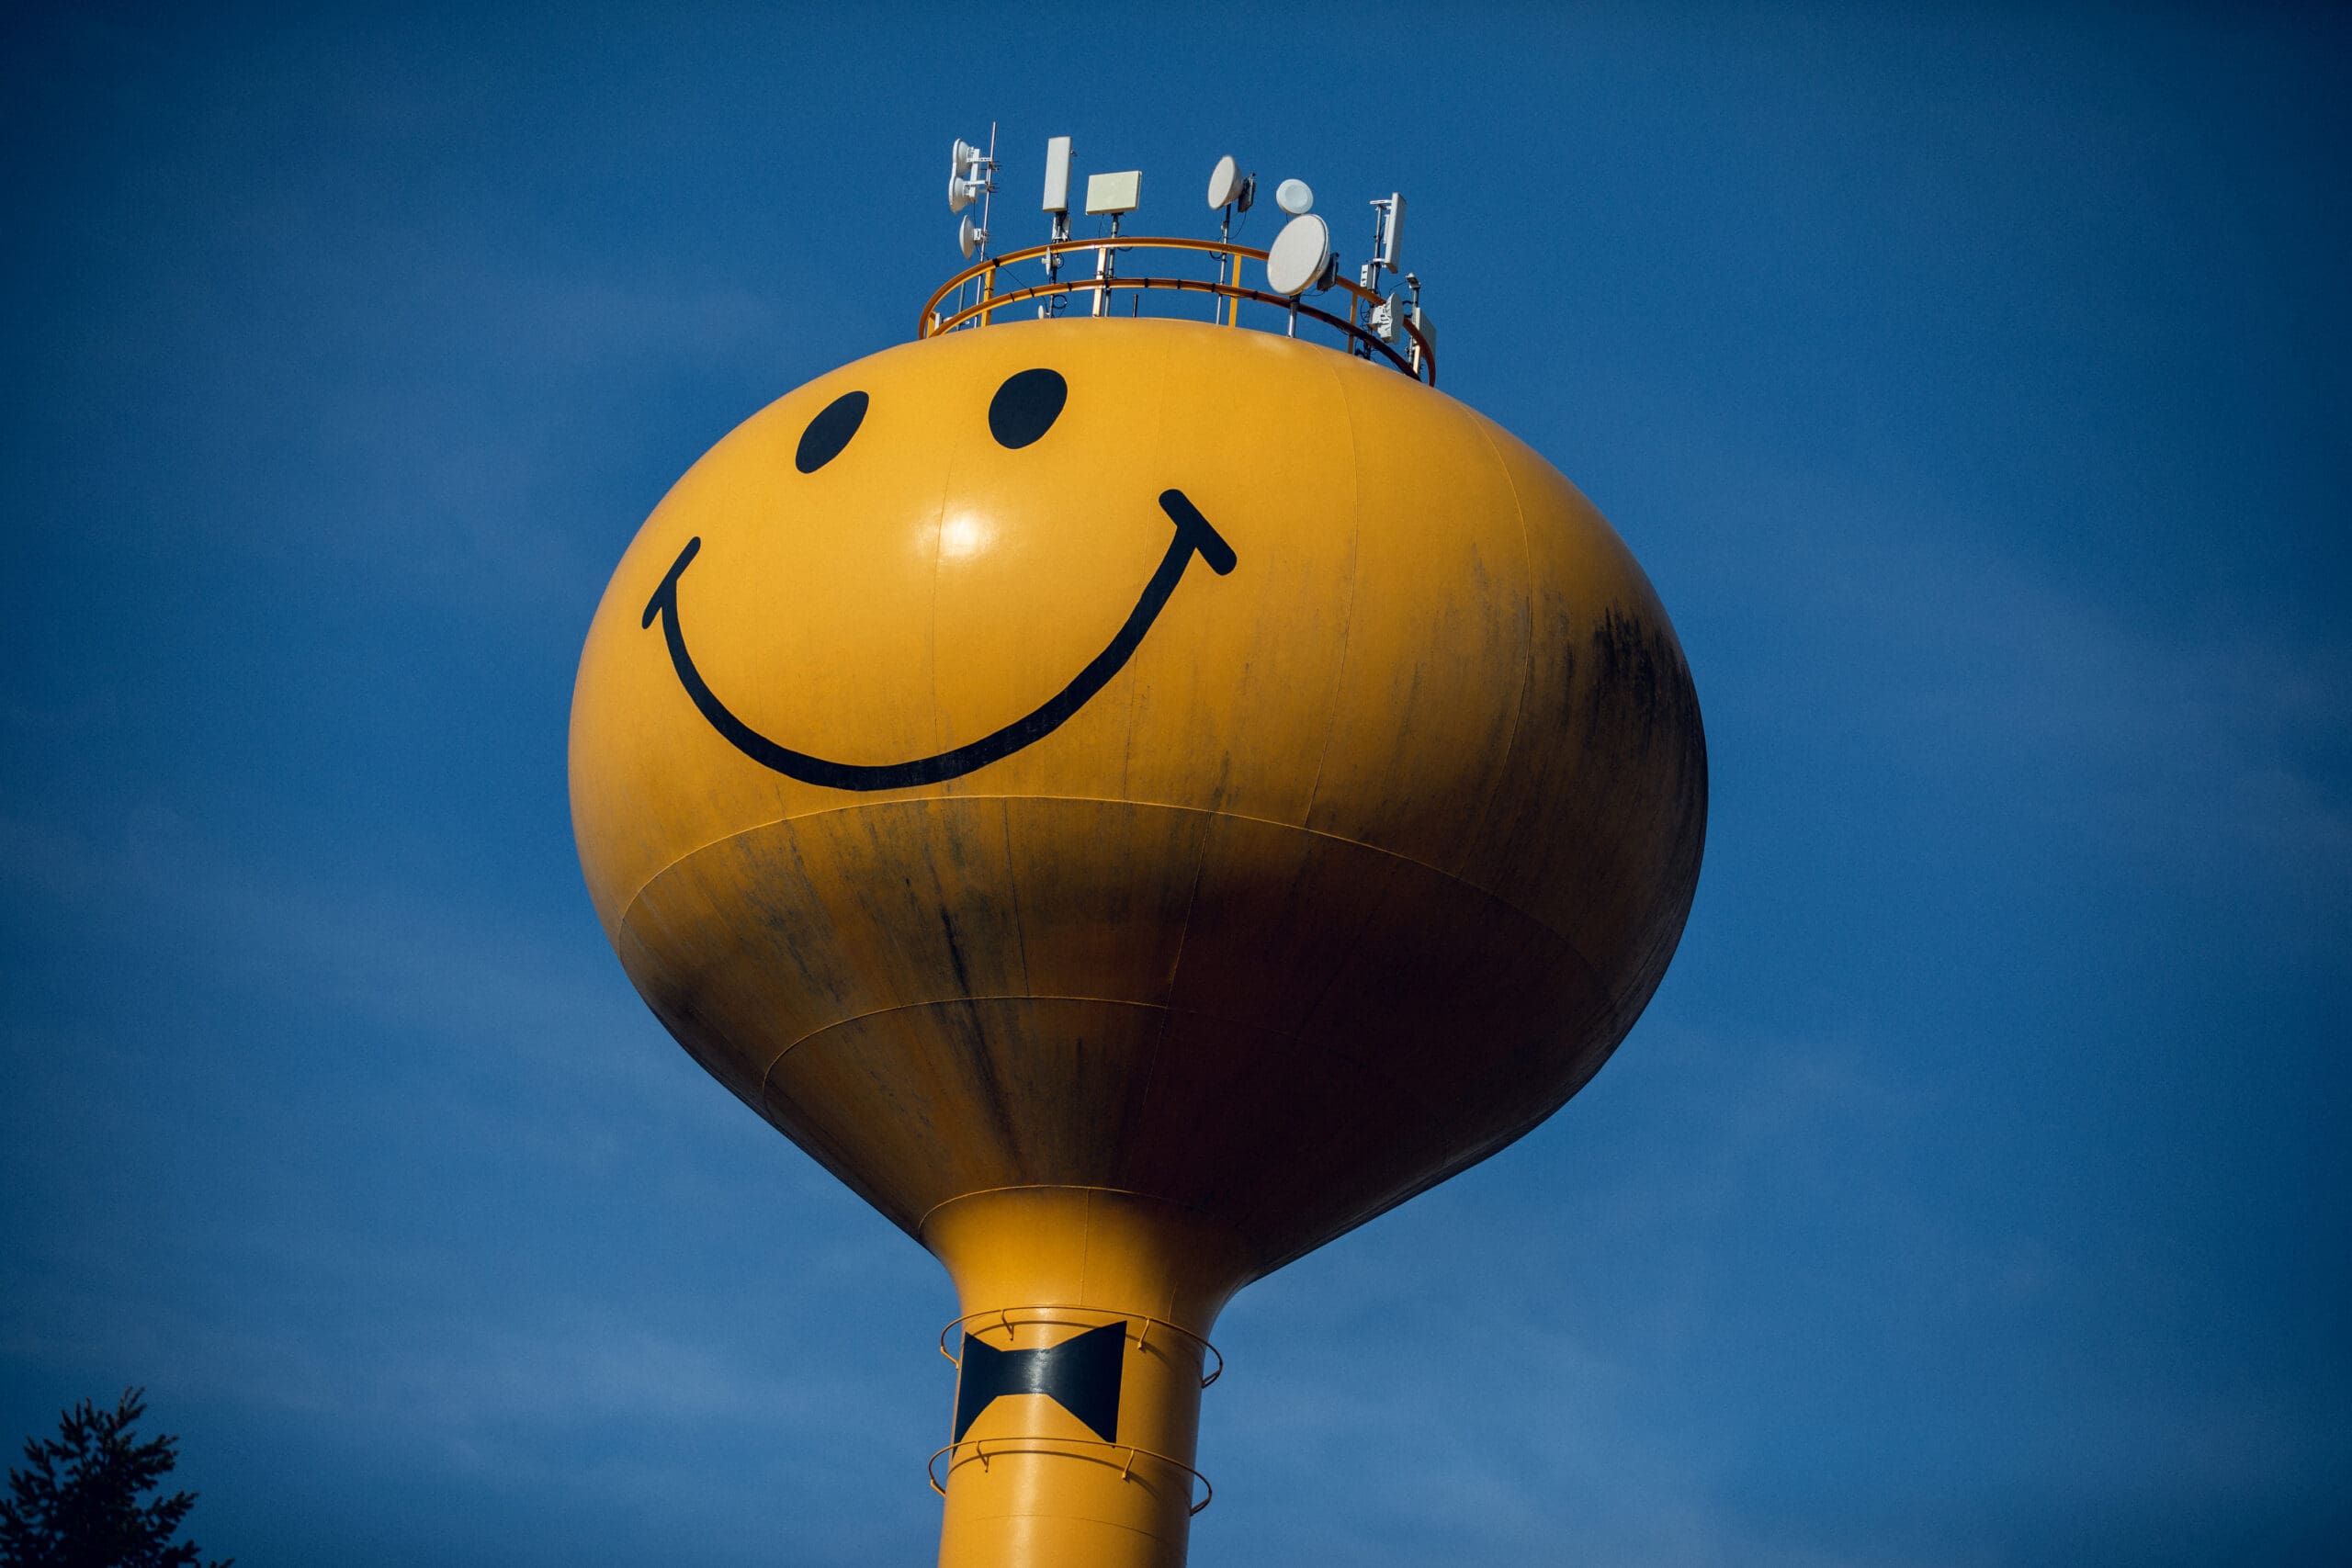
left=571, top=197, right=1704, bottom=1568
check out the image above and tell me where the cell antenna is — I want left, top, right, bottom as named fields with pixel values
left=946, top=125, right=998, bottom=257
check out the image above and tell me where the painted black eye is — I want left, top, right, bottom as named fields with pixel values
left=989, top=368, right=1067, bottom=449
left=796, top=390, right=868, bottom=473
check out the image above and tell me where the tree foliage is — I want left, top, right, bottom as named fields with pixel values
left=0, top=1390, right=230, bottom=1568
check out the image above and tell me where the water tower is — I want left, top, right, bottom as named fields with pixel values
left=570, top=134, right=1705, bottom=1568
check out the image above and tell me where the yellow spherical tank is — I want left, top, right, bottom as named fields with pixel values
left=570, top=315, right=1704, bottom=1566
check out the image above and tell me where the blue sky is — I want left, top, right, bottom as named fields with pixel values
left=2, top=5, right=2346, bottom=1564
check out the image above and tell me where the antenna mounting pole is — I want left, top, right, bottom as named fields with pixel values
left=978, top=121, right=997, bottom=261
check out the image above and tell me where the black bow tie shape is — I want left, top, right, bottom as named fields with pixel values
left=953, top=1320, right=1126, bottom=1444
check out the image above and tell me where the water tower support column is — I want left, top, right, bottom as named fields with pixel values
left=922, top=1187, right=1253, bottom=1568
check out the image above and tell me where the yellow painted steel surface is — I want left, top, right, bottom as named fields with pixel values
left=569, top=318, right=1706, bottom=1567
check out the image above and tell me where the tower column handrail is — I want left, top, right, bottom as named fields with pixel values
left=927, top=1436, right=1214, bottom=1517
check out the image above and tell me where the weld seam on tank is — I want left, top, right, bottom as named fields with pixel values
left=910, top=1181, right=1227, bottom=1243
left=1454, top=405, right=1540, bottom=856
left=620, top=795, right=1615, bottom=965
left=1291, top=347, right=1364, bottom=823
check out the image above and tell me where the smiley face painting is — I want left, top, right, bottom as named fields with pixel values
left=569, top=315, right=1704, bottom=1278
left=641, top=366, right=1238, bottom=793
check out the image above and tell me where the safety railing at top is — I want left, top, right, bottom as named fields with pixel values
left=918, top=236, right=1436, bottom=387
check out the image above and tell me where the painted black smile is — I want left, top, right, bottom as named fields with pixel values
left=641, top=489, right=1238, bottom=791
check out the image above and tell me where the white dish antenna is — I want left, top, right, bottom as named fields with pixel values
left=1274, top=178, right=1314, bottom=216
left=1207, top=154, right=1254, bottom=211
left=1265, top=212, right=1331, bottom=296
left=945, top=129, right=997, bottom=259
left=947, top=136, right=993, bottom=214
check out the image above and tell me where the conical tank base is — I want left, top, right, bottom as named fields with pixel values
left=922, top=1189, right=1254, bottom=1568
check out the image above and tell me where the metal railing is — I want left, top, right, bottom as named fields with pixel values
left=938, top=1303, right=1224, bottom=1388
left=919, top=237, right=1435, bottom=386
left=929, top=1304, right=1223, bottom=1513
left=927, top=1436, right=1214, bottom=1516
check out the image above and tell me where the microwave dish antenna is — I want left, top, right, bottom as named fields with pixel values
left=1274, top=177, right=1314, bottom=216
left=1206, top=154, right=1254, bottom=212
left=945, top=125, right=999, bottom=259
left=947, top=140, right=979, bottom=213
left=947, top=136, right=995, bottom=211
left=1265, top=211, right=1331, bottom=296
